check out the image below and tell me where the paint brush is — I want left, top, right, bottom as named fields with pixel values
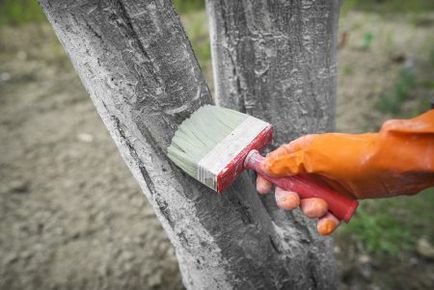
left=168, top=105, right=358, bottom=223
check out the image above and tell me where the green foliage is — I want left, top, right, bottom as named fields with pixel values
left=430, top=47, right=434, bottom=66
left=377, top=67, right=416, bottom=114
left=181, top=11, right=211, bottom=69
left=0, top=0, right=206, bottom=26
left=173, top=0, right=205, bottom=14
left=342, top=205, right=414, bottom=254
left=361, top=32, right=374, bottom=51
left=341, top=0, right=434, bottom=15
left=342, top=64, right=354, bottom=76
left=340, top=189, right=434, bottom=255
left=0, top=0, right=45, bottom=26
left=2, top=0, right=434, bottom=27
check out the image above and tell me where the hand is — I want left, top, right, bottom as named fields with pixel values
left=256, top=109, right=434, bottom=235
left=257, top=174, right=339, bottom=236
left=255, top=135, right=344, bottom=236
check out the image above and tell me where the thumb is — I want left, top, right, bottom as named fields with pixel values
left=264, top=135, right=316, bottom=176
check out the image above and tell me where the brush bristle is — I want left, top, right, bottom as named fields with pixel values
left=168, top=105, right=249, bottom=178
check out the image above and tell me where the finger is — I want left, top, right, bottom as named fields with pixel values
left=300, top=198, right=328, bottom=218
left=317, top=212, right=340, bottom=236
left=256, top=175, right=272, bottom=195
left=266, top=144, right=293, bottom=160
left=267, top=134, right=315, bottom=160
left=275, top=187, right=300, bottom=210
left=264, top=135, right=316, bottom=176
left=264, top=153, right=301, bottom=176
left=285, top=134, right=315, bottom=151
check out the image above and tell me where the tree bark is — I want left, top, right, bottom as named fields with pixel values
left=39, top=0, right=337, bottom=289
left=207, top=0, right=338, bottom=143
left=206, top=0, right=340, bottom=286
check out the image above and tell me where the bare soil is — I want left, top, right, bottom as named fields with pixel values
left=1, top=11, right=433, bottom=290
left=0, top=25, right=182, bottom=290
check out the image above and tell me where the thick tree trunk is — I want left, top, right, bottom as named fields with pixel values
left=206, top=0, right=340, bottom=286
left=39, top=0, right=337, bottom=289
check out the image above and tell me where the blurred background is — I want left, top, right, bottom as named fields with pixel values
left=0, top=0, right=433, bottom=289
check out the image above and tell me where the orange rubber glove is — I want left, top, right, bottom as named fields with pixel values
left=257, top=110, right=434, bottom=235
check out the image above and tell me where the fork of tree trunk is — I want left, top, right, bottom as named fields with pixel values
left=38, top=0, right=339, bottom=289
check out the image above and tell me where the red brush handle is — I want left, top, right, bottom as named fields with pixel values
left=244, top=150, right=358, bottom=223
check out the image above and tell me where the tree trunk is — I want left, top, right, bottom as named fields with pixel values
left=207, top=0, right=338, bottom=143
left=206, top=0, right=340, bottom=285
left=38, top=0, right=337, bottom=289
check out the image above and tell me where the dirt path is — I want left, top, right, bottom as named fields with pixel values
left=0, top=25, right=182, bottom=290
left=1, top=12, right=433, bottom=290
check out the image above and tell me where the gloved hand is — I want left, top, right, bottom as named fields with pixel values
left=257, top=110, right=434, bottom=235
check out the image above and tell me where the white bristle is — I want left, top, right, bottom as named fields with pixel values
left=168, top=105, right=249, bottom=178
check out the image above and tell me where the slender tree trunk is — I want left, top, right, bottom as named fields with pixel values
left=38, top=0, right=337, bottom=289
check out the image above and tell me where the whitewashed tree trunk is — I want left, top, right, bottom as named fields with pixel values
left=206, top=0, right=340, bottom=287
left=207, top=0, right=339, bottom=143
left=38, top=0, right=338, bottom=289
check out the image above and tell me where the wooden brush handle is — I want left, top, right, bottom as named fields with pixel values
left=244, top=150, right=358, bottom=223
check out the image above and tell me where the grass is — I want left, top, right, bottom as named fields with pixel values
left=180, top=11, right=211, bottom=68
left=376, top=67, right=416, bottom=114
left=173, top=0, right=205, bottom=14
left=430, top=47, right=434, bottom=66
left=179, top=10, right=212, bottom=88
left=340, top=188, right=434, bottom=255
left=341, top=0, right=434, bottom=15
left=0, top=0, right=205, bottom=26
left=360, top=32, right=374, bottom=51
left=376, top=41, right=434, bottom=115
left=0, top=0, right=45, bottom=26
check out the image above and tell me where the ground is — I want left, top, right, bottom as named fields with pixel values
left=0, top=9, right=433, bottom=290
